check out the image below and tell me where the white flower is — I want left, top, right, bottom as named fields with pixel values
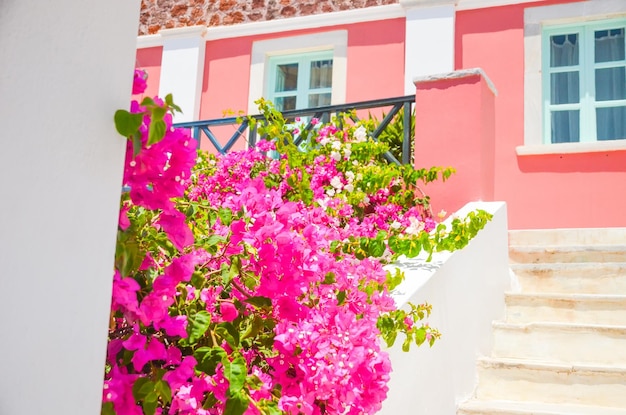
left=320, top=137, right=330, bottom=145
left=405, top=217, right=425, bottom=235
left=330, top=176, right=343, bottom=190
left=331, top=140, right=342, bottom=150
left=330, top=151, right=341, bottom=161
left=343, top=148, right=352, bottom=159
left=390, top=221, right=401, bottom=230
left=344, top=183, right=354, bottom=192
left=353, top=125, right=367, bottom=142
left=326, top=188, right=336, bottom=197
left=362, top=195, right=370, bottom=204
left=345, top=171, right=355, bottom=181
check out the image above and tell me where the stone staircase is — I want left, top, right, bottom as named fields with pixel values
left=457, top=228, right=626, bottom=415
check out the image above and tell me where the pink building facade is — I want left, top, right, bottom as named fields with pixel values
left=135, top=0, right=626, bottom=230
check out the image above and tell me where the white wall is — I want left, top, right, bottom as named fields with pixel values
left=0, top=1, right=140, bottom=414
left=381, top=202, right=510, bottom=415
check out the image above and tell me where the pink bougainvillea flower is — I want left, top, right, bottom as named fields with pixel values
left=219, top=301, right=238, bottom=322
left=132, top=69, right=148, bottom=95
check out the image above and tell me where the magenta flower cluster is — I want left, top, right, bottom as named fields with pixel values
left=104, top=71, right=453, bottom=415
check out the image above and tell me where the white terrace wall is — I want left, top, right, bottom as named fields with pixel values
left=381, top=202, right=511, bottom=415
left=0, top=1, right=140, bottom=414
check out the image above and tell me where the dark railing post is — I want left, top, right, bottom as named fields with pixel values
left=402, top=101, right=411, bottom=165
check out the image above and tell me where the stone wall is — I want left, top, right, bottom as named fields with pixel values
left=139, top=0, right=398, bottom=35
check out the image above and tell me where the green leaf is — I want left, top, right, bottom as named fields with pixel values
left=114, top=110, right=144, bottom=137
left=244, top=296, right=272, bottom=309
left=155, top=380, right=172, bottom=404
left=140, top=97, right=157, bottom=107
left=148, top=119, right=167, bottom=146
left=132, top=378, right=155, bottom=401
left=188, top=310, right=212, bottom=344
left=337, top=290, right=346, bottom=306
left=142, top=392, right=158, bottom=415
left=151, top=106, right=167, bottom=122
left=195, top=346, right=227, bottom=376
left=402, top=336, right=411, bottom=352
left=165, top=93, right=183, bottom=113
left=322, top=272, right=336, bottom=285
left=131, top=131, right=142, bottom=158
left=224, top=391, right=250, bottom=415
left=224, top=355, right=247, bottom=396
left=415, top=327, right=427, bottom=346
left=115, top=230, right=143, bottom=277
left=218, top=208, right=233, bottom=226
left=102, top=402, right=116, bottom=415
left=368, top=238, right=386, bottom=257
left=216, top=322, right=240, bottom=348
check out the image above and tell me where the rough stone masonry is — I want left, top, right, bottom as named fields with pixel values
left=139, top=0, right=399, bottom=35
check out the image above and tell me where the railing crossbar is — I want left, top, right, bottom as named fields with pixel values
left=174, top=95, right=415, bottom=164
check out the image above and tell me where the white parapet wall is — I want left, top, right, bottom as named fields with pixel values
left=380, top=201, right=510, bottom=415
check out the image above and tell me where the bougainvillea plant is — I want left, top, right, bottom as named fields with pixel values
left=104, top=69, right=491, bottom=415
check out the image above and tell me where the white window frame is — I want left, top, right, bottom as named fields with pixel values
left=247, top=31, right=347, bottom=115
left=521, top=0, right=626, bottom=155
left=267, top=50, right=334, bottom=111
left=543, top=18, right=626, bottom=144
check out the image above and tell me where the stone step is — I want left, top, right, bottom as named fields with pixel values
left=492, top=321, right=626, bottom=365
left=458, top=400, right=626, bottom=415
left=475, top=357, right=626, bottom=408
left=509, top=228, right=626, bottom=247
left=505, top=293, right=626, bottom=325
left=509, top=245, right=626, bottom=264
left=511, top=263, right=626, bottom=294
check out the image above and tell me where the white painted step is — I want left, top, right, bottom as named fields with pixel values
left=509, top=245, right=626, bottom=264
left=511, top=263, right=626, bottom=294
left=505, top=293, right=626, bottom=325
left=475, top=357, right=626, bottom=408
left=492, top=321, right=626, bottom=365
left=458, top=399, right=626, bottom=415
left=509, top=228, right=626, bottom=247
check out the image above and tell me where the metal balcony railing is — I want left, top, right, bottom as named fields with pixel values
left=173, top=95, right=415, bottom=165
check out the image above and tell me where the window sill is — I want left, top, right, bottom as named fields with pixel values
left=516, top=140, right=626, bottom=156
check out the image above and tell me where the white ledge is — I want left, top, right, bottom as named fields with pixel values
left=413, top=67, right=498, bottom=96
left=516, top=139, right=626, bottom=156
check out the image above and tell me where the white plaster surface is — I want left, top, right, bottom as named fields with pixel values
left=403, top=4, right=455, bottom=95
left=380, top=202, right=510, bottom=415
left=158, top=27, right=206, bottom=122
left=0, top=1, right=140, bottom=414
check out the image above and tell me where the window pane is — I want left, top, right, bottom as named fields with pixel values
left=597, top=106, right=626, bottom=140
left=595, top=28, right=625, bottom=63
left=275, top=64, right=298, bottom=92
left=308, top=93, right=331, bottom=108
left=550, top=34, right=579, bottom=67
left=595, top=67, right=626, bottom=101
left=275, top=96, right=296, bottom=111
left=550, top=72, right=579, bottom=104
left=310, top=59, right=333, bottom=89
left=551, top=110, right=580, bottom=143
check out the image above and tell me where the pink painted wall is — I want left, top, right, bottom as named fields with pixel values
left=455, top=1, right=626, bottom=229
left=414, top=72, right=496, bottom=217
left=198, top=18, right=405, bottom=152
left=135, top=46, right=162, bottom=99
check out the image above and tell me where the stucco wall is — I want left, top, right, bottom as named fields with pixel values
left=455, top=0, right=626, bottom=229
left=381, top=202, right=511, bottom=415
left=139, top=0, right=398, bottom=35
left=197, top=18, right=405, bottom=152
left=0, top=1, right=139, bottom=414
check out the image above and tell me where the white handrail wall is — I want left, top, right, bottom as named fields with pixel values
left=381, top=201, right=510, bottom=415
